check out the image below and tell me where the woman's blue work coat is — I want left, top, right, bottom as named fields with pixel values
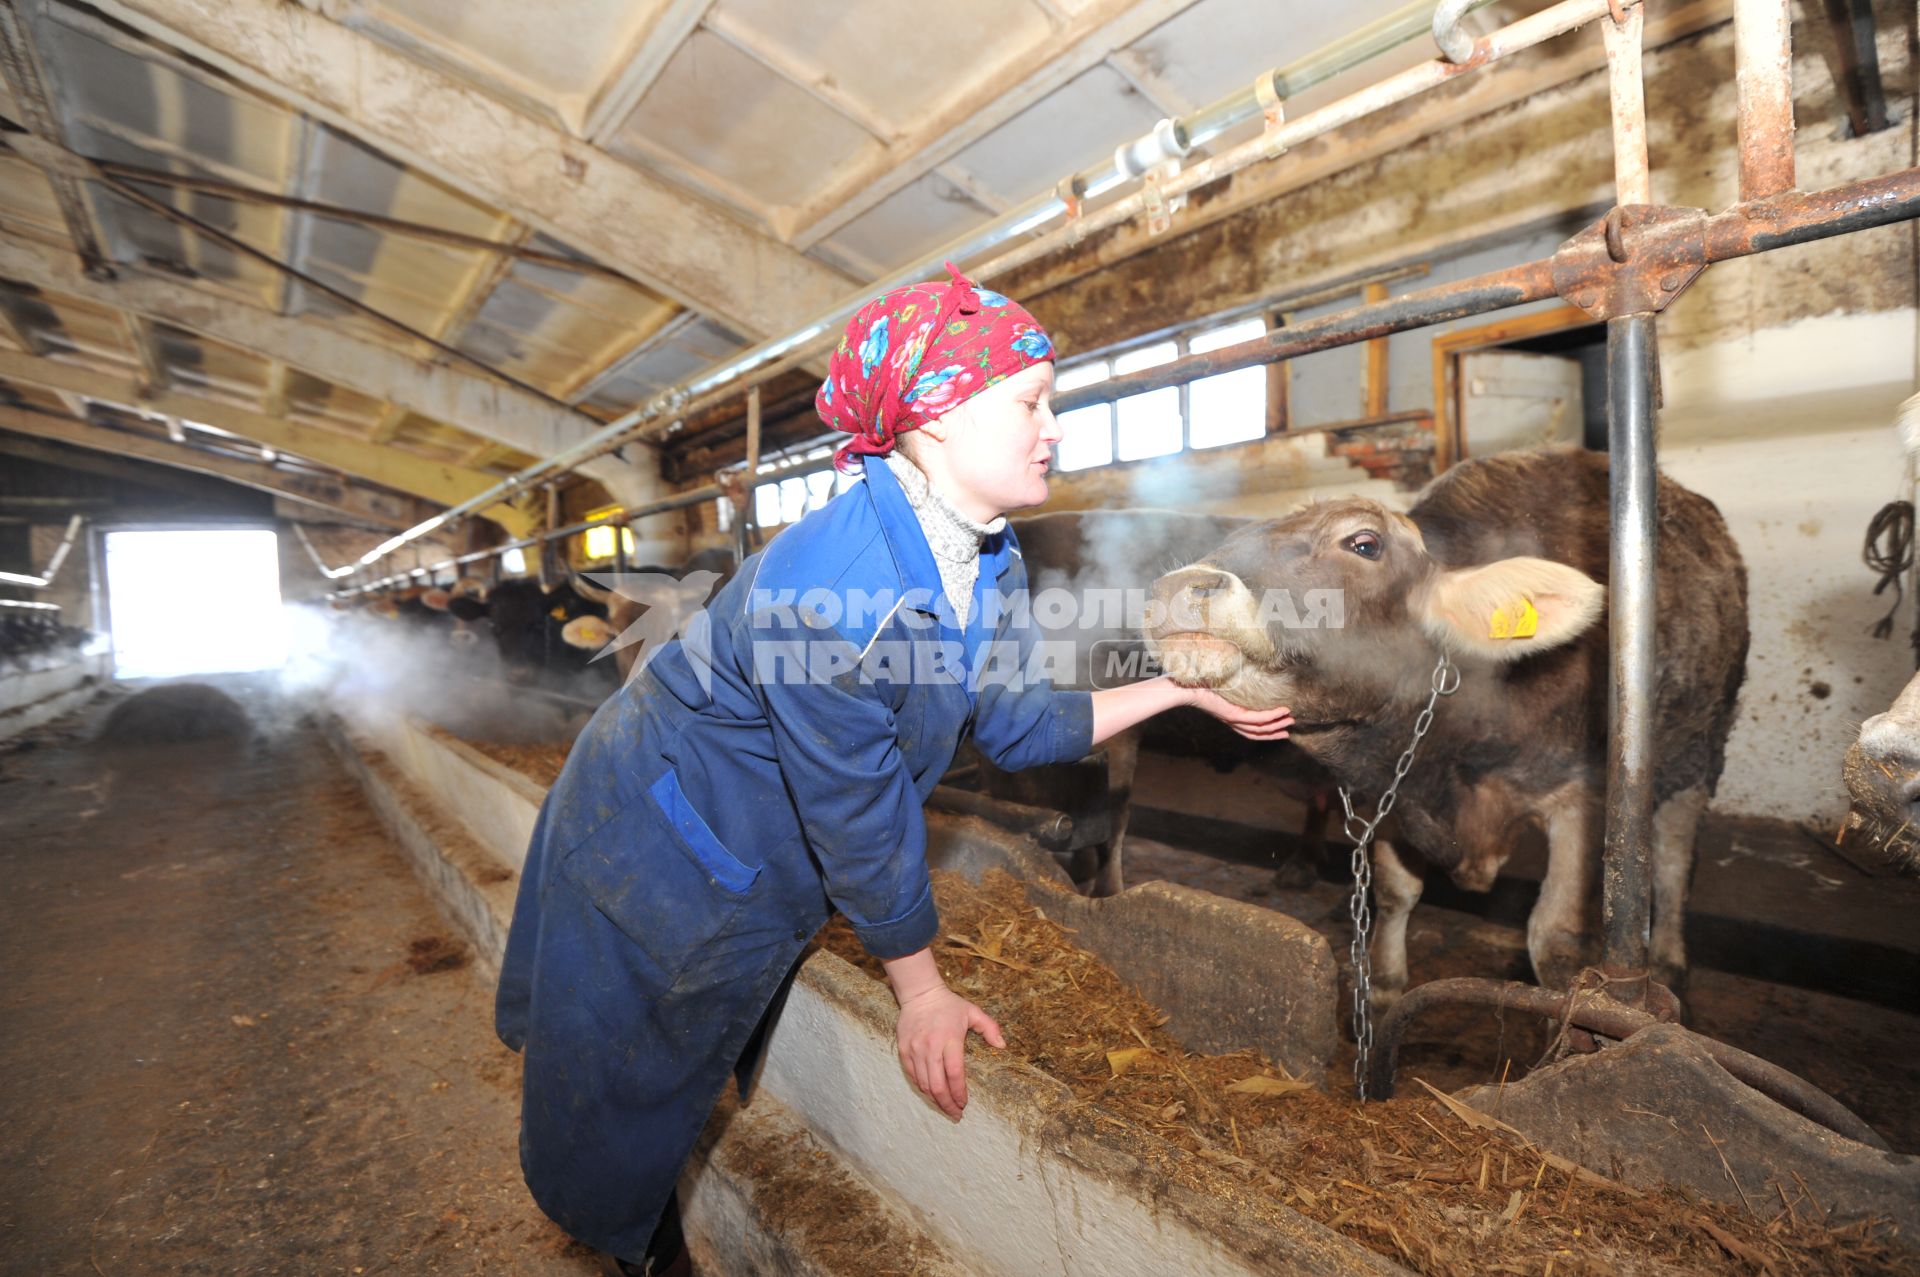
left=493, top=453, right=1094, bottom=1259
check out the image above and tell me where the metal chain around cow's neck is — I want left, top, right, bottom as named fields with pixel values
left=1341, top=650, right=1461, bottom=1100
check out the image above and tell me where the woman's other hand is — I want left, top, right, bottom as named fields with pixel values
left=1187, top=688, right=1294, bottom=741
left=881, top=947, right=1004, bottom=1119
left=895, top=984, right=1005, bottom=1118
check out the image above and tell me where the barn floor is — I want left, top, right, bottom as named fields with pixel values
left=0, top=686, right=597, bottom=1276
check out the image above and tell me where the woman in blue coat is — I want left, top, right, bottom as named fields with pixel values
left=494, top=266, right=1292, bottom=1275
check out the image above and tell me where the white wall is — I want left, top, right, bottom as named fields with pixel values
left=1660, top=308, right=1919, bottom=823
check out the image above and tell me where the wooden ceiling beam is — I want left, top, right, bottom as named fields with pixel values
left=0, top=347, right=536, bottom=533
left=0, top=0, right=116, bottom=277
left=0, top=229, right=646, bottom=499
left=88, top=0, right=855, bottom=342
left=0, top=404, right=439, bottom=528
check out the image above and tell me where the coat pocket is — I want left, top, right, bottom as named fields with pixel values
left=557, top=767, right=761, bottom=985
left=647, top=770, right=759, bottom=893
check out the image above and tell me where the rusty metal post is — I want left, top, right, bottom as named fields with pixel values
left=1601, top=313, right=1659, bottom=997
left=1602, top=1, right=1652, bottom=206
left=1735, top=0, right=1796, bottom=199
left=1817, top=0, right=1888, bottom=138
left=735, top=386, right=762, bottom=566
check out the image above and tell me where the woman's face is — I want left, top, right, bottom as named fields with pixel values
left=927, top=361, right=1060, bottom=522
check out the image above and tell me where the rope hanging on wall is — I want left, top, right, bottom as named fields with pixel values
left=1862, top=499, right=1915, bottom=648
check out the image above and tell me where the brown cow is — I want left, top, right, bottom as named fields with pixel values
left=1146, top=447, right=1749, bottom=1003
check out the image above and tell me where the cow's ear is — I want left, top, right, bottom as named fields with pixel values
left=1415, top=556, right=1603, bottom=663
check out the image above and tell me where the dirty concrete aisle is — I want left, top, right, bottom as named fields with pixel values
left=0, top=698, right=599, bottom=1275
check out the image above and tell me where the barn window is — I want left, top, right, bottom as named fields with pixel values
left=1052, top=314, right=1273, bottom=472
left=1114, top=342, right=1182, bottom=461
left=580, top=506, right=636, bottom=562
left=751, top=447, right=855, bottom=529
left=1055, top=361, right=1115, bottom=471
left=1186, top=318, right=1270, bottom=449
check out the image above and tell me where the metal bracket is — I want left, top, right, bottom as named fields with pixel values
left=1550, top=203, right=1710, bottom=320
left=1056, top=175, right=1086, bottom=247
left=1254, top=71, right=1289, bottom=158
left=1141, top=160, right=1185, bottom=236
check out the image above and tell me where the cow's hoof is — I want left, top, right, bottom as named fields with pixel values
left=1531, top=936, right=1590, bottom=991
left=1272, top=852, right=1319, bottom=891
left=1367, top=979, right=1406, bottom=1016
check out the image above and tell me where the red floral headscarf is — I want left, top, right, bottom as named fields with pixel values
left=816, top=262, right=1055, bottom=469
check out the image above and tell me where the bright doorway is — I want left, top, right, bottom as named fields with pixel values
left=104, top=529, right=287, bottom=679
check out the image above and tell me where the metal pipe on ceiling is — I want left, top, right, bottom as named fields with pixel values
left=332, top=0, right=1596, bottom=582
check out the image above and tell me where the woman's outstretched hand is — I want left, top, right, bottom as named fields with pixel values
left=882, top=947, right=1004, bottom=1119
left=1187, top=688, right=1294, bottom=741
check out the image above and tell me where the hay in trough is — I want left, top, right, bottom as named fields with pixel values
left=466, top=738, right=570, bottom=788
left=820, top=870, right=1917, bottom=1277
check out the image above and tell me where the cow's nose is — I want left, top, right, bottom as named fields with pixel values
left=1184, top=572, right=1230, bottom=600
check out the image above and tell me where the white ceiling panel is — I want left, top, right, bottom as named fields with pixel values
left=822, top=170, right=996, bottom=281
left=706, top=0, right=1050, bottom=130
left=611, top=28, right=874, bottom=212
left=41, top=17, right=290, bottom=182
left=580, top=315, right=746, bottom=416
left=950, top=63, right=1165, bottom=209
left=364, top=0, right=671, bottom=106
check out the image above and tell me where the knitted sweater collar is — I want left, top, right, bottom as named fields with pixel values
left=884, top=453, right=1004, bottom=562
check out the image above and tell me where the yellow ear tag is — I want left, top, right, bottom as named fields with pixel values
left=549, top=604, right=568, bottom=620
left=1488, top=597, right=1540, bottom=640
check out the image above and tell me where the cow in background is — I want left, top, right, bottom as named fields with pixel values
left=568, top=546, right=739, bottom=684
left=1147, top=448, right=1748, bottom=1002
left=472, top=578, right=616, bottom=691
left=1842, top=392, right=1920, bottom=876
left=0, top=612, right=94, bottom=673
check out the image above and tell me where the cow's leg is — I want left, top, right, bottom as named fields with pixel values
left=1090, top=728, right=1140, bottom=898
left=1649, top=784, right=1708, bottom=991
left=1368, top=836, right=1425, bottom=1011
left=1275, top=787, right=1329, bottom=890
left=1529, top=784, right=1600, bottom=989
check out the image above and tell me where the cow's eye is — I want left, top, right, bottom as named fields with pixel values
left=1346, top=531, right=1382, bottom=560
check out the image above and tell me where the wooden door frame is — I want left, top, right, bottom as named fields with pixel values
left=1431, top=305, right=1595, bottom=472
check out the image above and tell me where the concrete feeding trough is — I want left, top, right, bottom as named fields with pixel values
left=0, top=654, right=108, bottom=743
left=324, top=708, right=1391, bottom=1276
